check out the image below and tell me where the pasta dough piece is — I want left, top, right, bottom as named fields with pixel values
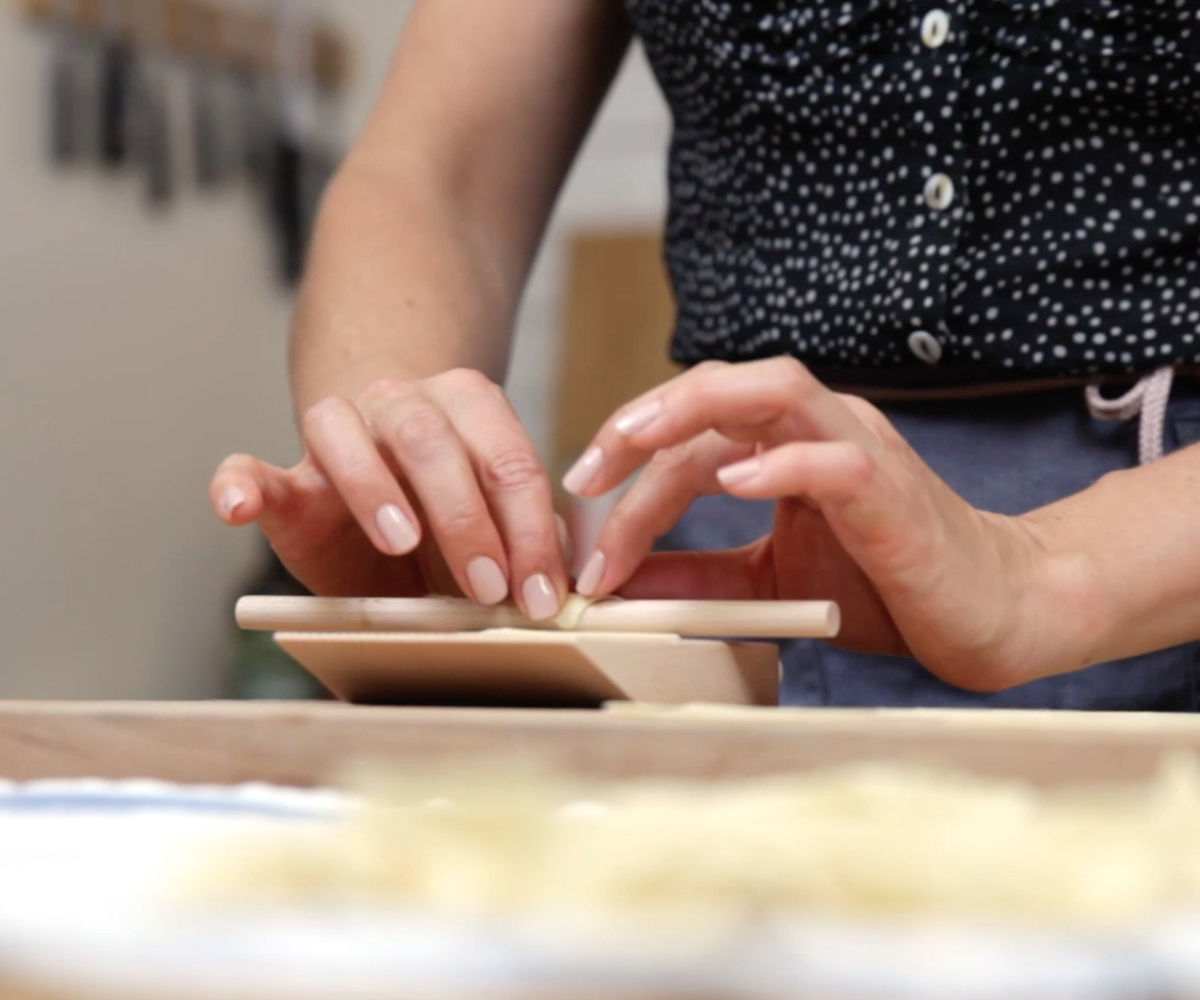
left=553, top=594, right=623, bottom=630
left=554, top=594, right=600, bottom=630
left=186, top=757, right=1200, bottom=929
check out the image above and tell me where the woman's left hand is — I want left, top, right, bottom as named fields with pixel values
left=563, top=358, right=1092, bottom=692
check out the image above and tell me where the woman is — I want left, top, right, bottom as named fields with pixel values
left=210, top=1, right=1200, bottom=709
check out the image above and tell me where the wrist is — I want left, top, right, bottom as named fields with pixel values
left=1011, top=506, right=1113, bottom=681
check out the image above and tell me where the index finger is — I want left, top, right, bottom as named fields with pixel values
left=562, top=358, right=879, bottom=497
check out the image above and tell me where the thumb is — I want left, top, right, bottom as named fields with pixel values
left=617, top=543, right=774, bottom=600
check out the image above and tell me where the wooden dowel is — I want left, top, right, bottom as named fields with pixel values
left=577, top=599, right=840, bottom=639
left=235, top=596, right=841, bottom=640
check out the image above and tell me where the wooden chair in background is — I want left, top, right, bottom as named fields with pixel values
left=552, top=228, right=679, bottom=565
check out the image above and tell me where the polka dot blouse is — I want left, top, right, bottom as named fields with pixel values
left=625, top=0, right=1200, bottom=387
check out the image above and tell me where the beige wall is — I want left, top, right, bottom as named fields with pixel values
left=0, top=2, right=668, bottom=698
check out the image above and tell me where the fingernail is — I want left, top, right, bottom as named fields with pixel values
left=466, top=556, right=508, bottom=606
left=717, top=457, right=763, bottom=487
left=575, top=551, right=606, bottom=597
left=614, top=399, right=663, bottom=436
left=562, top=447, right=604, bottom=495
left=522, top=573, right=560, bottom=621
left=220, top=487, right=246, bottom=520
left=376, top=504, right=420, bottom=554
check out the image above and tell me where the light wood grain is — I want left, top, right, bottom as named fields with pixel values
left=553, top=230, right=680, bottom=485
left=4, top=702, right=1200, bottom=789
left=275, top=631, right=780, bottom=707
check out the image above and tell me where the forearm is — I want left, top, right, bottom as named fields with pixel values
left=289, top=159, right=517, bottom=418
left=1020, top=442, right=1200, bottom=673
left=286, top=0, right=630, bottom=423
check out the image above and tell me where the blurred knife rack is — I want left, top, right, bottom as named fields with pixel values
left=16, top=0, right=350, bottom=93
left=16, top=0, right=352, bottom=284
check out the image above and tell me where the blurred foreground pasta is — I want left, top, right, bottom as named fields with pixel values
left=186, top=757, right=1200, bottom=928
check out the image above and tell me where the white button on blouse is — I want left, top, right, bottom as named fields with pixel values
left=924, top=172, right=956, bottom=211
left=921, top=9, right=951, bottom=49
left=908, top=330, right=943, bottom=364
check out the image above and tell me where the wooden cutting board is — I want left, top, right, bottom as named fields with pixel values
left=4, top=702, right=1200, bottom=789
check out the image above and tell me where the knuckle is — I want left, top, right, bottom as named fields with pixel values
left=776, top=356, right=815, bottom=393
left=649, top=444, right=696, bottom=473
left=480, top=447, right=544, bottom=494
left=644, top=446, right=699, bottom=485
left=859, top=403, right=901, bottom=445
left=388, top=405, right=450, bottom=459
left=506, top=525, right=557, bottom=563
left=433, top=500, right=488, bottom=537
left=337, top=459, right=381, bottom=495
left=437, top=367, right=494, bottom=395
left=843, top=444, right=877, bottom=486
left=359, top=377, right=408, bottom=407
left=301, top=396, right=345, bottom=434
left=841, top=393, right=882, bottom=422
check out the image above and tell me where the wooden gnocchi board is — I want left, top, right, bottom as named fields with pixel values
left=273, top=629, right=780, bottom=708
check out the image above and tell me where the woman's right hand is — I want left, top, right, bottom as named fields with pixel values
left=208, top=369, right=570, bottom=619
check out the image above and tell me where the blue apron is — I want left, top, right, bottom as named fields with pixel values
left=658, top=382, right=1200, bottom=710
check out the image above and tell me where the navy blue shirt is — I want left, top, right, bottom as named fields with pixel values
left=626, top=0, right=1200, bottom=387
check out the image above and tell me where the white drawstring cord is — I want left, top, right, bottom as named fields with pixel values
left=1084, top=366, right=1175, bottom=465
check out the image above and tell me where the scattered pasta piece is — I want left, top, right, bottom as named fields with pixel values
left=186, top=757, right=1200, bottom=929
